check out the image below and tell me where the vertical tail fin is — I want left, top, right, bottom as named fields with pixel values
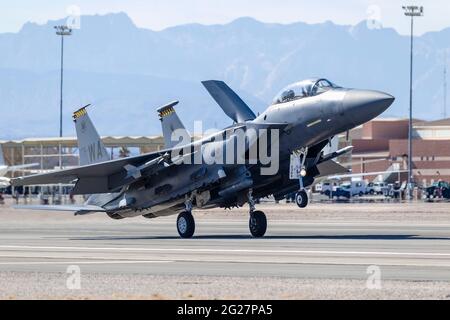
left=158, top=101, right=191, bottom=149
left=202, top=80, right=256, bottom=123
left=73, top=105, right=110, bottom=166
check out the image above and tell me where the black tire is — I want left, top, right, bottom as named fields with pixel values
left=295, top=190, right=308, bottom=208
left=177, top=211, right=195, bottom=239
left=249, top=211, right=267, bottom=238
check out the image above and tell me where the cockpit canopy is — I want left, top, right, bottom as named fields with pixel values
left=272, top=79, right=339, bottom=105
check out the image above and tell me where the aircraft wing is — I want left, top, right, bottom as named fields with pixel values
left=316, top=160, right=350, bottom=177
left=313, top=144, right=354, bottom=178
left=11, top=151, right=167, bottom=195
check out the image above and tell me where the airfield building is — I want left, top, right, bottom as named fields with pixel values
left=351, top=118, right=450, bottom=186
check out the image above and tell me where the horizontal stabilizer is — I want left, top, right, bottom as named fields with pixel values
left=202, top=80, right=256, bottom=123
left=11, top=151, right=164, bottom=194
left=14, top=205, right=106, bottom=214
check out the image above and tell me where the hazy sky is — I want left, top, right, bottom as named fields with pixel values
left=0, top=0, right=449, bottom=35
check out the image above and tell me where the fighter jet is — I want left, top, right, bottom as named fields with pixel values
left=12, top=78, right=394, bottom=238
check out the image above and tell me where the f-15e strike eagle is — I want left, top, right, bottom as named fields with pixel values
left=12, top=79, right=394, bottom=238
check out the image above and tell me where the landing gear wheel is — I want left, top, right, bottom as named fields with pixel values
left=177, top=211, right=195, bottom=239
left=295, top=190, right=308, bottom=208
left=249, top=211, right=267, bottom=238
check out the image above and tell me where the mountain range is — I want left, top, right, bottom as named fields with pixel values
left=0, top=12, right=449, bottom=139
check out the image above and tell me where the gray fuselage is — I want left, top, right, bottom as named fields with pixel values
left=95, top=83, right=394, bottom=219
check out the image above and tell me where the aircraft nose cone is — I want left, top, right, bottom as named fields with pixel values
left=343, top=90, right=395, bottom=124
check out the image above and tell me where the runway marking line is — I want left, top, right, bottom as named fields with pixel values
left=1, top=245, right=450, bottom=258
left=0, top=260, right=173, bottom=265
left=0, top=258, right=449, bottom=268
left=195, top=221, right=450, bottom=227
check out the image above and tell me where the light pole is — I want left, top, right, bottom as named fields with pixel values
left=54, top=25, right=71, bottom=204
left=54, top=25, right=72, bottom=139
left=444, top=54, right=447, bottom=119
left=402, top=5, right=423, bottom=200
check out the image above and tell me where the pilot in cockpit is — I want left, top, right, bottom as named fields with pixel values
left=281, top=90, right=295, bottom=102
left=273, top=79, right=339, bottom=105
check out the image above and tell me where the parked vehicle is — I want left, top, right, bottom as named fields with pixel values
left=366, top=183, right=376, bottom=194
left=322, top=181, right=366, bottom=199
left=425, top=181, right=450, bottom=200
left=331, top=187, right=351, bottom=199
left=366, top=182, right=389, bottom=195
left=339, top=180, right=367, bottom=197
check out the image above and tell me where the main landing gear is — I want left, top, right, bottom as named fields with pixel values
left=177, top=211, right=195, bottom=238
left=292, top=147, right=309, bottom=209
left=248, top=189, right=267, bottom=238
left=177, top=195, right=195, bottom=238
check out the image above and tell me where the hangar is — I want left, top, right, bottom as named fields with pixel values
left=0, top=136, right=165, bottom=178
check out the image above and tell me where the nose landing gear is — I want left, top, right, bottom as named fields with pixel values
left=291, top=147, right=310, bottom=209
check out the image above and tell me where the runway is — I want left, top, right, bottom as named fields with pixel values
left=1, top=201, right=450, bottom=298
left=1, top=205, right=450, bottom=280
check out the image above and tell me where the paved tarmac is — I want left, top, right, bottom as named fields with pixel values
left=0, top=201, right=450, bottom=299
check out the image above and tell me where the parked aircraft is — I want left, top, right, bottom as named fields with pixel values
left=0, top=146, right=38, bottom=188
